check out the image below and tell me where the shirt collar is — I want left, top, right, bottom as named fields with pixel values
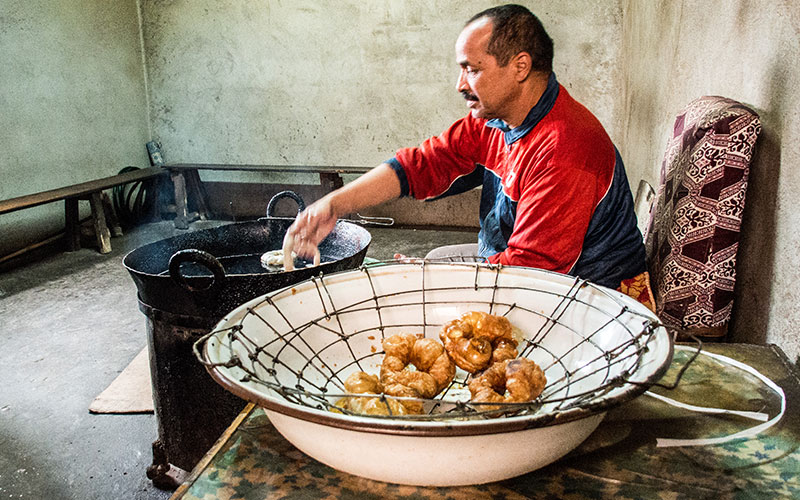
left=486, top=72, right=560, bottom=145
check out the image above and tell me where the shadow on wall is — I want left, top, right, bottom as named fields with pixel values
left=729, top=60, right=786, bottom=345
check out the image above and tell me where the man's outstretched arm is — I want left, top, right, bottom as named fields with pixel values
left=285, top=163, right=401, bottom=259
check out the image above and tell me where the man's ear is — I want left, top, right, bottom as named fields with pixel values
left=512, top=52, right=532, bottom=82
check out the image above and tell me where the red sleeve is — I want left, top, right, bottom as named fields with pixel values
left=486, top=164, right=599, bottom=273
left=394, top=115, right=492, bottom=199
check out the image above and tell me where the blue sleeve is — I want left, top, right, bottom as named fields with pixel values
left=386, top=157, right=410, bottom=197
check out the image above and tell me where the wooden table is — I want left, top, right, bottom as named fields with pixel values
left=171, top=343, right=800, bottom=499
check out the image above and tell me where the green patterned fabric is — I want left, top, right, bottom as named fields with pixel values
left=175, top=344, right=799, bottom=500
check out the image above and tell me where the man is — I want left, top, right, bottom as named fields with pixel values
left=286, top=4, right=647, bottom=291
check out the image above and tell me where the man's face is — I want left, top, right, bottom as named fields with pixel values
left=455, top=18, right=519, bottom=122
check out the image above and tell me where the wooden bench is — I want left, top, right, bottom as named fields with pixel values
left=164, top=163, right=372, bottom=229
left=0, top=166, right=168, bottom=254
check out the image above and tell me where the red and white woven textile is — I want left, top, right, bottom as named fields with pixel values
left=645, top=96, right=761, bottom=338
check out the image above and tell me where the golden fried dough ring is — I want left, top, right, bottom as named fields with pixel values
left=381, top=334, right=456, bottom=399
left=380, top=383, right=424, bottom=415
left=439, top=311, right=519, bottom=373
left=334, top=371, right=409, bottom=416
left=468, top=358, right=547, bottom=409
left=344, top=371, right=381, bottom=394
left=334, top=335, right=456, bottom=417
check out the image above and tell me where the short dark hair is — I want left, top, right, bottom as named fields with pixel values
left=467, top=4, right=553, bottom=73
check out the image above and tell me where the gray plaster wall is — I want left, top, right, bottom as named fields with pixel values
left=619, top=0, right=800, bottom=362
left=141, top=0, right=623, bottom=175
left=0, top=0, right=151, bottom=255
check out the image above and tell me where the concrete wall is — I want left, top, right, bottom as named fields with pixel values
left=0, top=0, right=151, bottom=256
left=619, top=0, right=800, bottom=361
left=141, top=0, right=624, bottom=173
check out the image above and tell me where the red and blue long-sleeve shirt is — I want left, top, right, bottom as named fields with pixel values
left=387, top=73, right=645, bottom=288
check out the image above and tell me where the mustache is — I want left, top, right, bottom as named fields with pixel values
left=461, top=91, right=478, bottom=101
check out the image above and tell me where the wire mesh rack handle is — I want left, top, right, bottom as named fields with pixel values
left=625, top=325, right=703, bottom=391
left=259, top=213, right=395, bottom=227
left=192, top=326, right=242, bottom=369
left=352, top=213, right=395, bottom=226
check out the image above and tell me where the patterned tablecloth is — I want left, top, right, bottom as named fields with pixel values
left=171, top=343, right=799, bottom=499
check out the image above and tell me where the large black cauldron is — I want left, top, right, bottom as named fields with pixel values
left=125, top=191, right=371, bottom=318
left=123, top=191, right=371, bottom=486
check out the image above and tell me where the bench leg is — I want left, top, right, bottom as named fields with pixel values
left=89, top=192, right=112, bottom=254
left=171, top=172, right=192, bottom=230
left=184, top=169, right=211, bottom=220
left=319, top=172, right=344, bottom=192
left=65, top=198, right=81, bottom=251
left=100, top=191, right=123, bottom=237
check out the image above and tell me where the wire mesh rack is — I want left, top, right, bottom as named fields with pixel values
left=196, top=261, right=673, bottom=426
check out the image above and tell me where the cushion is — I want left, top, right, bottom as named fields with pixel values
left=617, top=271, right=656, bottom=313
left=645, top=96, right=761, bottom=339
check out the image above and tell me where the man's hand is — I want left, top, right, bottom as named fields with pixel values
left=285, top=197, right=338, bottom=260
left=283, top=162, right=402, bottom=260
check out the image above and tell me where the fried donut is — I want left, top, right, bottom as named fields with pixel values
left=379, top=382, right=424, bottom=415
left=333, top=371, right=409, bottom=416
left=381, top=334, right=456, bottom=398
left=468, top=358, right=547, bottom=410
left=344, top=371, right=381, bottom=394
left=439, top=311, right=519, bottom=373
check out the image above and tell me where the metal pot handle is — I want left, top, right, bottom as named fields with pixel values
left=261, top=191, right=395, bottom=227
left=168, top=249, right=226, bottom=292
left=266, top=190, right=305, bottom=218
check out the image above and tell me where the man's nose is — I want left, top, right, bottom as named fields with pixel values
left=456, top=69, right=469, bottom=93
